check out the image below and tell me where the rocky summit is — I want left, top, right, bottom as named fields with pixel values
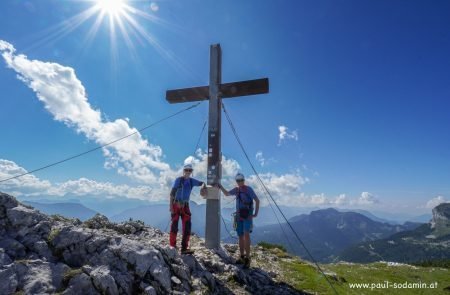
left=0, top=192, right=304, bottom=295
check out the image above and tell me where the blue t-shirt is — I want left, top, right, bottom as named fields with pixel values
left=172, top=177, right=203, bottom=201
left=228, top=185, right=257, bottom=211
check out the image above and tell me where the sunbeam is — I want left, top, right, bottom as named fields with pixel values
left=19, top=0, right=202, bottom=84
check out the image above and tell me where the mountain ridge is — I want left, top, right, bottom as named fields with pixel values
left=249, top=207, right=422, bottom=262
left=339, top=203, right=450, bottom=263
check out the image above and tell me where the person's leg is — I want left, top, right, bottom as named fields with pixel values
left=244, top=231, right=251, bottom=257
left=238, top=236, right=245, bottom=256
left=243, top=219, right=253, bottom=268
left=170, top=204, right=180, bottom=248
left=236, top=220, right=245, bottom=262
left=181, top=205, right=192, bottom=250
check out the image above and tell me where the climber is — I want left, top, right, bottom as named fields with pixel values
left=169, top=163, right=206, bottom=254
left=217, top=173, right=260, bottom=268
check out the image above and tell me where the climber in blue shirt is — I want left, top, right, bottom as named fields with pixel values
left=218, top=173, right=260, bottom=268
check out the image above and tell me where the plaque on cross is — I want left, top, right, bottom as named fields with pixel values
left=166, top=44, right=269, bottom=249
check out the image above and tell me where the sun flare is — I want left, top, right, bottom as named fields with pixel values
left=96, top=0, right=126, bottom=16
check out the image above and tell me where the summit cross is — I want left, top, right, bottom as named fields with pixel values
left=166, top=44, right=269, bottom=249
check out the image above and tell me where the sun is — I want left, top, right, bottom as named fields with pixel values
left=33, top=0, right=189, bottom=78
left=95, top=0, right=126, bottom=16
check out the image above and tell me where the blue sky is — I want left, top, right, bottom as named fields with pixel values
left=0, top=0, right=449, bottom=214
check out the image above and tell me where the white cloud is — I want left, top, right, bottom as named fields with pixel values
left=0, top=40, right=169, bottom=183
left=426, top=196, right=449, bottom=209
left=258, top=190, right=380, bottom=208
left=0, top=157, right=385, bottom=210
left=354, top=191, right=379, bottom=205
left=255, top=151, right=265, bottom=167
left=278, top=125, right=298, bottom=146
left=334, top=194, right=348, bottom=206
left=0, top=159, right=52, bottom=196
left=0, top=159, right=161, bottom=200
left=243, top=171, right=309, bottom=206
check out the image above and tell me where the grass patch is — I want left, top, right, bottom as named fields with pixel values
left=51, top=214, right=70, bottom=222
left=47, top=228, right=60, bottom=243
left=280, top=258, right=450, bottom=294
left=257, top=241, right=287, bottom=252
left=257, top=241, right=290, bottom=258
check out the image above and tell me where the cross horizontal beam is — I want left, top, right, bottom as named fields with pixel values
left=166, top=78, right=269, bottom=104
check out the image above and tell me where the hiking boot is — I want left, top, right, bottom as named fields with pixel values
left=181, top=248, right=194, bottom=255
left=243, top=256, right=251, bottom=269
left=236, top=255, right=245, bottom=264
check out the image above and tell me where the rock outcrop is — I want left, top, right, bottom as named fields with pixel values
left=0, top=192, right=304, bottom=295
left=431, top=203, right=450, bottom=231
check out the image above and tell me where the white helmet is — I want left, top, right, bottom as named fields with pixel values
left=235, top=173, right=245, bottom=181
left=183, top=164, right=193, bottom=171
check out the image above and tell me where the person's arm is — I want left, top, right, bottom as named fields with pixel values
left=193, top=178, right=206, bottom=188
left=253, top=196, right=260, bottom=218
left=217, top=183, right=231, bottom=196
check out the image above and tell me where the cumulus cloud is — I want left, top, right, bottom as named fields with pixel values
left=0, top=159, right=52, bottom=196
left=278, top=125, right=298, bottom=146
left=0, top=157, right=384, bottom=210
left=0, top=159, right=159, bottom=200
left=241, top=171, right=309, bottom=206
left=0, top=40, right=168, bottom=183
left=262, top=190, right=380, bottom=208
left=426, top=196, right=449, bottom=209
left=354, top=191, right=379, bottom=205
left=334, top=194, right=348, bottom=206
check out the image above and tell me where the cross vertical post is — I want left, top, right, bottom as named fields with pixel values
left=205, top=44, right=222, bottom=249
left=165, top=43, right=269, bottom=249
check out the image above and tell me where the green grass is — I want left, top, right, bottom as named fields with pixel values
left=280, top=258, right=450, bottom=294
left=257, top=241, right=287, bottom=252
left=257, top=241, right=291, bottom=259
left=47, top=228, right=60, bottom=243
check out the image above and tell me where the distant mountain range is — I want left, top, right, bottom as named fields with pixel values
left=23, top=201, right=97, bottom=221
left=19, top=194, right=156, bottom=217
left=338, top=203, right=450, bottom=263
left=248, top=208, right=422, bottom=262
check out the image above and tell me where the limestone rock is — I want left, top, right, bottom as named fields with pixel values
left=91, top=265, right=119, bottom=295
left=0, top=266, right=18, bottom=294
left=0, top=249, right=12, bottom=266
left=63, top=272, right=99, bottom=295
left=7, top=205, right=47, bottom=228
